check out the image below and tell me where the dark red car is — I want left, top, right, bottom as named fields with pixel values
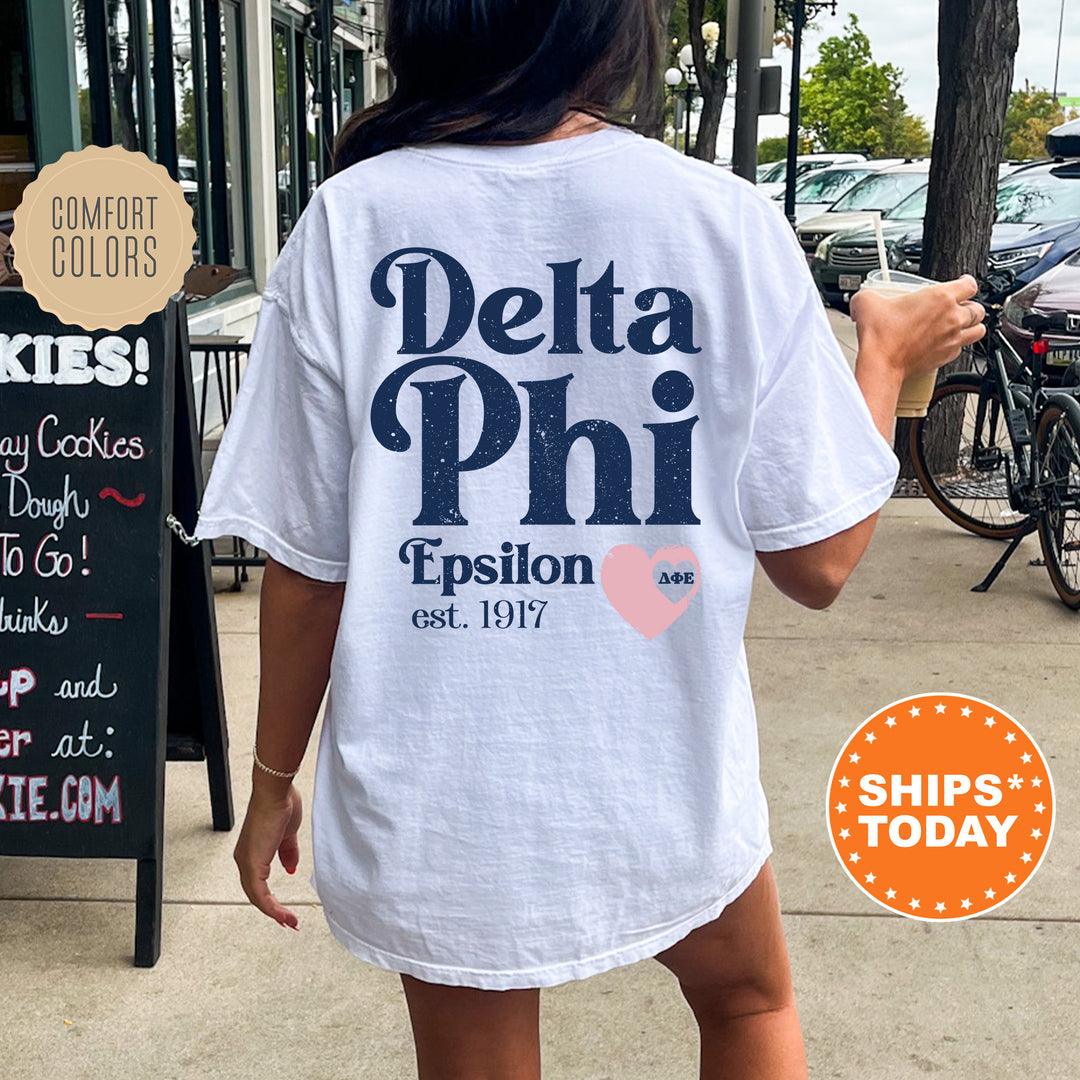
left=1001, top=247, right=1080, bottom=385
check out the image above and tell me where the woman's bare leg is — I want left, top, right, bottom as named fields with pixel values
left=399, top=974, right=541, bottom=1080
left=653, top=860, right=808, bottom=1080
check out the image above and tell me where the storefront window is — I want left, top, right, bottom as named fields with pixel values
left=304, top=36, right=319, bottom=200
left=65, top=0, right=247, bottom=270
left=0, top=1, right=34, bottom=227
left=71, top=0, right=152, bottom=151
left=271, top=7, right=375, bottom=250
left=171, top=0, right=202, bottom=260
left=220, top=0, right=248, bottom=269
left=106, top=0, right=141, bottom=150
left=73, top=2, right=93, bottom=147
left=273, top=22, right=295, bottom=250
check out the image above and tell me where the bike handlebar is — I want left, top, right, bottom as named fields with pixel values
left=976, top=268, right=1018, bottom=307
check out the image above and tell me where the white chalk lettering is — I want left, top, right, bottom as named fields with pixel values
left=6, top=472, right=91, bottom=531
left=0, top=595, right=70, bottom=636
left=51, top=719, right=104, bottom=760
left=54, top=662, right=118, bottom=700
left=0, top=434, right=29, bottom=475
left=0, top=333, right=149, bottom=387
left=36, top=415, right=145, bottom=461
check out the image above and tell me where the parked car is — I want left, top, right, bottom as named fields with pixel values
left=810, top=183, right=929, bottom=305
left=810, top=159, right=1080, bottom=307
left=894, top=159, right=1080, bottom=284
left=1046, top=117, right=1080, bottom=157
left=1001, top=160, right=1039, bottom=179
left=756, top=153, right=868, bottom=197
left=772, top=159, right=906, bottom=223
left=796, top=160, right=931, bottom=258
left=1001, top=248, right=1080, bottom=382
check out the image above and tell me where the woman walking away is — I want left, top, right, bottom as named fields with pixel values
left=196, top=2, right=985, bottom=1077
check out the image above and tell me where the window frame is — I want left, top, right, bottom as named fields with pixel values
left=81, top=0, right=253, bottom=273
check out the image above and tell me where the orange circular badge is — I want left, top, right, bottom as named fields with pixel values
left=827, top=694, right=1054, bottom=920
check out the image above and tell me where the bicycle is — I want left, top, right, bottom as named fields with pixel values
left=908, top=270, right=1080, bottom=609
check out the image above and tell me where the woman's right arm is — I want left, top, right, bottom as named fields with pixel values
left=755, top=275, right=987, bottom=609
left=233, top=556, right=345, bottom=929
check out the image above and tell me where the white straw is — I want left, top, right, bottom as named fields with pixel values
left=871, top=211, right=892, bottom=283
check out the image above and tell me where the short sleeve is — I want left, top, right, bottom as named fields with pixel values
left=736, top=281, right=899, bottom=552
left=194, top=294, right=352, bottom=581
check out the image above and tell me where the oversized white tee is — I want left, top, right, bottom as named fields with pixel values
left=195, top=125, right=899, bottom=989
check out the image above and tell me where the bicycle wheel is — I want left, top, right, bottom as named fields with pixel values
left=909, top=376, right=1027, bottom=539
left=1035, top=397, right=1080, bottom=609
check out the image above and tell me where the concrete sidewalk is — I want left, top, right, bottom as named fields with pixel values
left=3, top=301, right=1079, bottom=1077
left=3, top=497, right=1077, bottom=1079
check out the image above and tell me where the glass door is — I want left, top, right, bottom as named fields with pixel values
left=0, top=0, right=34, bottom=231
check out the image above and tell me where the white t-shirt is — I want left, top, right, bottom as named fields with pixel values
left=195, top=125, right=899, bottom=990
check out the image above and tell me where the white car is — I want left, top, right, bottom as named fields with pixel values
left=756, top=153, right=868, bottom=198
left=796, top=160, right=932, bottom=259
left=773, top=160, right=907, bottom=223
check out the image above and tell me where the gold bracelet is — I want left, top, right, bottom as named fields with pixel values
left=253, top=743, right=300, bottom=779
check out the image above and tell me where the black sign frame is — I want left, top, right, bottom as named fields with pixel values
left=0, top=291, right=232, bottom=967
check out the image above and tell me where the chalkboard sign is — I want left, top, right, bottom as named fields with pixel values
left=0, top=290, right=232, bottom=966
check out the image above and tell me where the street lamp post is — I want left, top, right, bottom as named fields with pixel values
left=665, top=44, right=699, bottom=156
left=1052, top=0, right=1066, bottom=101
left=774, top=0, right=837, bottom=227
left=684, top=75, right=695, bottom=155
left=664, top=66, right=684, bottom=150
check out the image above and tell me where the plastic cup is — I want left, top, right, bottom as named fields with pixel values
left=860, top=269, right=939, bottom=418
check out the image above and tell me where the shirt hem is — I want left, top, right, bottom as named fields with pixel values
left=194, top=514, right=348, bottom=582
left=316, top=839, right=773, bottom=990
left=747, top=473, right=898, bottom=552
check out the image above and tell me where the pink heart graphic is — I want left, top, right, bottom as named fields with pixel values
left=601, top=544, right=701, bottom=640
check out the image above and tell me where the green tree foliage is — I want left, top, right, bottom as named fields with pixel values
left=177, top=87, right=197, bottom=160
left=799, top=14, right=930, bottom=157
left=757, top=135, right=788, bottom=163
left=1003, top=81, right=1078, bottom=160
left=665, top=1, right=818, bottom=157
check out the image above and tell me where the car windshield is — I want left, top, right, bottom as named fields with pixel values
left=759, top=160, right=787, bottom=184
left=790, top=168, right=873, bottom=204
left=794, top=161, right=820, bottom=179
left=885, top=185, right=929, bottom=221
left=831, top=171, right=928, bottom=212
left=996, top=172, right=1080, bottom=224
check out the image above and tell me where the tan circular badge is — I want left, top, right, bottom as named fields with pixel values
left=12, top=145, right=196, bottom=331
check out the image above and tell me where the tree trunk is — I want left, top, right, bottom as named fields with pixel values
left=109, top=0, right=140, bottom=151
left=693, top=66, right=728, bottom=162
left=922, top=0, right=1019, bottom=282
left=635, top=0, right=677, bottom=140
left=688, top=0, right=729, bottom=162
left=900, top=0, right=1019, bottom=477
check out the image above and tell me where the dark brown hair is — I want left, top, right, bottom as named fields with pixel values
left=333, top=0, right=661, bottom=172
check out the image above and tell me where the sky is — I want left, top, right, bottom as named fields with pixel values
left=718, top=0, right=1080, bottom=156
